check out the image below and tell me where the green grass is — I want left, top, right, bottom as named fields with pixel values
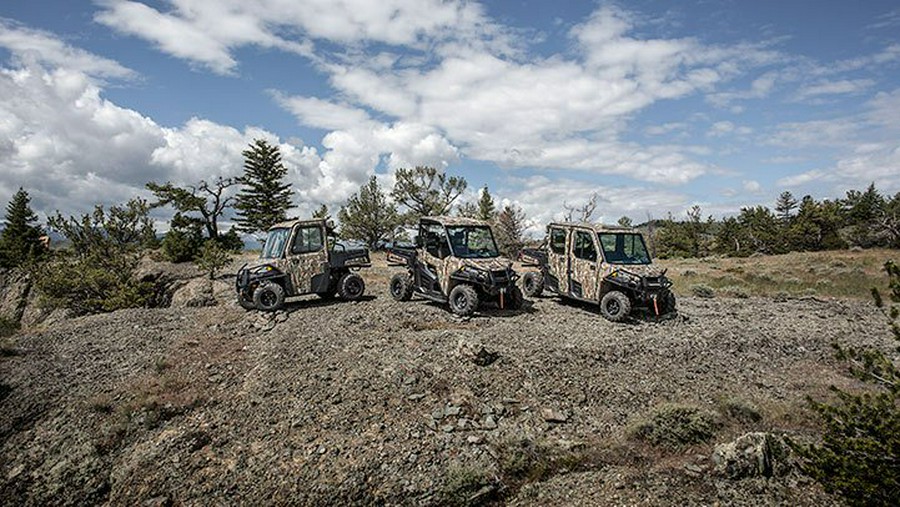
left=663, top=248, right=897, bottom=299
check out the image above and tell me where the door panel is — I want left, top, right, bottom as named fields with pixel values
left=547, top=226, right=569, bottom=294
left=569, top=229, right=600, bottom=302
left=286, top=224, right=328, bottom=294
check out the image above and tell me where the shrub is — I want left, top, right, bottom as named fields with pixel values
left=439, top=464, right=495, bottom=506
left=629, top=404, right=721, bottom=449
left=720, top=285, right=750, bottom=299
left=161, top=227, right=202, bottom=262
left=691, top=284, right=715, bottom=298
left=195, top=240, right=231, bottom=279
left=36, top=199, right=156, bottom=315
left=0, top=316, right=19, bottom=338
left=793, top=260, right=900, bottom=506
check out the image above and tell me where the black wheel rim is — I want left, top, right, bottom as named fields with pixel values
left=390, top=279, right=401, bottom=297
left=607, top=299, right=620, bottom=315
left=260, top=290, right=277, bottom=308
left=347, top=279, right=362, bottom=296
left=453, top=292, right=467, bottom=309
left=524, top=277, right=533, bottom=292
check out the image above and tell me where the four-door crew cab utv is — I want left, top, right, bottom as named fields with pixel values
left=520, top=222, right=674, bottom=322
left=387, top=216, right=523, bottom=316
left=236, top=218, right=370, bottom=311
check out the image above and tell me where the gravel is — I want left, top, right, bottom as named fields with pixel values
left=0, top=261, right=894, bottom=506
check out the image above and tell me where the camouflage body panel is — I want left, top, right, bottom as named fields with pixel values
left=570, top=255, right=599, bottom=301
left=243, top=243, right=328, bottom=294
left=547, top=221, right=635, bottom=234
left=421, top=215, right=489, bottom=227
left=599, top=263, right=666, bottom=280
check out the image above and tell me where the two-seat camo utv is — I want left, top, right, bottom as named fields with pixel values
left=520, top=222, right=675, bottom=322
left=387, top=216, right=523, bottom=316
left=236, top=218, right=370, bottom=311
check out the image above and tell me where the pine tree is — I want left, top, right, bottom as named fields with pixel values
left=494, top=204, right=526, bottom=257
left=775, top=191, right=798, bottom=223
left=312, top=204, right=330, bottom=220
left=477, top=186, right=496, bottom=221
left=0, top=188, right=45, bottom=268
left=234, top=139, right=295, bottom=235
left=391, top=166, right=467, bottom=220
left=339, top=175, right=401, bottom=249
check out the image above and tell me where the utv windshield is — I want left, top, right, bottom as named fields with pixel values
left=260, top=228, right=289, bottom=259
left=598, top=233, right=651, bottom=265
left=446, top=226, right=499, bottom=258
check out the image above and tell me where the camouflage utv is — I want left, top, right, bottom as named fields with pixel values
left=236, top=218, right=370, bottom=311
left=520, top=222, right=674, bottom=322
left=387, top=216, right=523, bottom=316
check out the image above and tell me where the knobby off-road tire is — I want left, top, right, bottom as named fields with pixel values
left=522, top=272, right=544, bottom=297
left=504, top=285, right=524, bottom=310
left=600, top=290, right=631, bottom=322
left=449, top=284, right=479, bottom=316
left=389, top=273, right=413, bottom=301
left=238, top=295, right=256, bottom=310
left=660, top=291, right=677, bottom=315
left=252, top=282, right=285, bottom=312
left=338, top=272, right=366, bottom=301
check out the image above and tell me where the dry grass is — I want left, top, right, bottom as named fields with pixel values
left=662, top=248, right=898, bottom=299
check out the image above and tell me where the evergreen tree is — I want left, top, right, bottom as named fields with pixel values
left=494, top=204, right=527, bottom=257
left=146, top=177, right=236, bottom=241
left=775, top=191, right=798, bottom=223
left=0, top=188, right=44, bottom=268
left=617, top=216, right=633, bottom=228
left=477, top=186, right=496, bottom=221
left=234, top=139, right=295, bottom=235
left=391, top=166, right=467, bottom=220
left=455, top=202, right=478, bottom=218
left=312, top=204, right=330, bottom=220
left=339, top=175, right=401, bottom=249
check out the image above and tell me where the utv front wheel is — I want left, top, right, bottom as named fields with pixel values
left=338, top=273, right=366, bottom=301
left=449, top=284, right=479, bottom=316
left=389, top=273, right=413, bottom=301
left=522, top=272, right=544, bottom=297
left=504, top=285, right=524, bottom=310
left=238, top=294, right=255, bottom=310
left=659, top=291, right=677, bottom=315
left=253, top=282, right=284, bottom=312
left=600, top=290, right=631, bottom=322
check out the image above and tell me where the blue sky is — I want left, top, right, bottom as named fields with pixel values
left=1, top=1, right=899, bottom=235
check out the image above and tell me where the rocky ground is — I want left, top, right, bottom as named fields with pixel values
left=0, top=256, right=896, bottom=506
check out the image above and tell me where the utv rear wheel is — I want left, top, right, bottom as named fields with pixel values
left=449, top=284, right=479, bottom=316
left=253, top=282, right=284, bottom=312
left=389, top=273, right=413, bottom=301
left=504, top=285, right=524, bottom=310
left=522, top=272, right=544, bottom=297
left=338, top=273, right=366, bottom=301
left=600, top=290, right=631, bottom=322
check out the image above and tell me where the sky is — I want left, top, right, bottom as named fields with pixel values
left=1, top=0, right=899, bottom=236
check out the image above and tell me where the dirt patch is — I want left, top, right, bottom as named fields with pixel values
left=0, top=260, right=894, bottom=505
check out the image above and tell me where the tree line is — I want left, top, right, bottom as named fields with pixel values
left=649, top=184, right=900, bottom=259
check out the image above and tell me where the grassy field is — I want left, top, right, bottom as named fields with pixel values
left=660, top=248, right=898, bottom=300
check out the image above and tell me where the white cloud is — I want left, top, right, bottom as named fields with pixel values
left=707, top=121, right=753, bottom=138
left=742, top=180, right=762, bottom=193
left=795, top=79, right=874, bottom=100
left=776, top=170, right=826, bottom=187
left=0, top=18, right=136, bottom=79
left=499, top=175, right=690, bottom=237
left=94, top=0, right=494, bottom=74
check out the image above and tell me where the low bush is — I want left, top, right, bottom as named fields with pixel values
left=629, top=404, right=721, bottom=449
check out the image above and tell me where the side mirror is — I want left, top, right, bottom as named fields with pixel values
left=414, top=235, right=423, bottom=248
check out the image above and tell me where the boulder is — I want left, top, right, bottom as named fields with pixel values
left=455, top=337, right=499, bottom=366
left=170, top=279, right=216, bottom=308
left=0, top=269, right=31, bottom=324
left=712, top=432, right=792, bottom=479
